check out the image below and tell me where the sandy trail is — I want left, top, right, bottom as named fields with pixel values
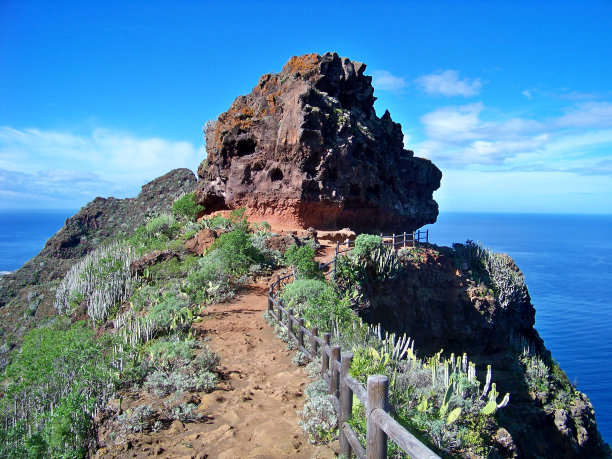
left=95, top=240, right=343, bottom=458
left=188, top=284, right=336, bottom=458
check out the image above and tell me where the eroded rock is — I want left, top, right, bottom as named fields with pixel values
left=130, top=250, right=182, bottom=276
left=185, top=228, right=218, bottom=255
left=196, top=52, right=441, bottom=232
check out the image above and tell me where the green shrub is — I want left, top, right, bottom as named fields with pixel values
left=353, top=234, right=382, bottom=258
left=298, top=379, right=337, bottom=443
left=281, top=279, right=335, bottom=315
left=209, top=229, right=263, bottom=275
left=284, top=244, right=321, bottom=279
left=228, top=207, right=250, bottom=232
left=302, top=289, right=356, bottom=334
left=143, top=340, right=218, bottom=395
left=145, top=214, right=178, bottom=238
left=183, top=252, right=233, bottom=304
left=0, top=321, right=116, bottom=456
left=147, top=338, right=194, bottom=371
left=117, top=404, right=157, bottom=433
left=172, top=193, right=205, bottom=221
left=202, top=215, right=232, bottom=230
left=148, top=294, right=191, bottom=333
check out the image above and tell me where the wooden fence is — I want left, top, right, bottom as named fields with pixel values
left=381, top=230, right=429, bottom=249
left=267, top=273, right=440, bottom=459
left=320, top=229, right=430, bottom=278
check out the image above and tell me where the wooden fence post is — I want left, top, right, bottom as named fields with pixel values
left=334, top=241, right=340, bottom=274
left=287, top=308, right=294, bottom=337
left=298, top=318, right=304, bottom=351
left=267, top=285, right=273, bottom=314
left=321, top=333, right=331, bottom=378
left=366, top=375, right=388, bottom=459
left=311, top=326, right=319, bottom=357
left=426, top=229, right=429, bottom=243
left=339, top=353, right=354, bottom=457
left=277, top=299, right=283, bottom=323
left=330, top=346, right=341, bottom=398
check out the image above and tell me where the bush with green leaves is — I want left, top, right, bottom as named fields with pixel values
left=117, top=404, right=157, bottom=433
left=352, top=234, right=382, bottom=258
left=145, top=214, right=179, bottom=238
left=171, top=402, right=205, bottom=423
left=172, top=193, right=205, bottom=221
left=0, top=321, right=117, bottom=457
left=280, top=278, right=335, bottom=315
left=251, top=233, right=283, bottom=265
left=209, top=229, right=263, bottom=275
left=144, top=339, right=218, bottom=395
left=201, top=214, right=232, bottom=230
left=284, top=244, right=321, bottom=279
left=148, top=293, right=192, bottom=333
left=183, top=251, right=234, bottom=304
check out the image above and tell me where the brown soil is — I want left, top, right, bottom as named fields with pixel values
left=96, top=281, right=337, bottom=458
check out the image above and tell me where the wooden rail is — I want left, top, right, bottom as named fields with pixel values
left=319, top=229, right=429, bottom=279
left=380, top=230, right=429, bottom=249
left=267, top=275, right=440, bottom=459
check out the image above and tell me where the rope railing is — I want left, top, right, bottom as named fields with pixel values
left=266, top=270, right=440, bottom=459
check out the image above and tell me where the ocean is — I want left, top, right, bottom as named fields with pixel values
left=422, top=212, right=612, bottom=444
left=0, top=210, right=610, bottom=443
left=0, top=210, right=76, bottom=274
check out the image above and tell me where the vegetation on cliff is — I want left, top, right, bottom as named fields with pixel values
left=269, top=236, right=610, bottom=457
left=0, top=198, right=286, bottom=456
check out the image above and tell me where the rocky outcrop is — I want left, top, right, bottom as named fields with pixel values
left=185, top=229, right=218, bottom=255
left=130, top=250, right=182, bottom=276
left=196, top=52, right=441, bottom=233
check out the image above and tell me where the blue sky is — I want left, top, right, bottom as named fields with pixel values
left=1, top=0, right=611, bottom=213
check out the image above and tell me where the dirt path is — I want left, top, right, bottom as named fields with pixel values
left=95, top=282, right=337, bottom=458
left=188, top=284, right=337, bottom=458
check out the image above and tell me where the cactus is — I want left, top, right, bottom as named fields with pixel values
left=54, top=242, right=136, bottom=326
left=481, top=382, right=510, bottom=415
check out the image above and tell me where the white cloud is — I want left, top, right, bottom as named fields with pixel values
left=416, top=101, right=612, bottom=174
left=0, top=127, right=200, bottom=208
left=371, top=70, right=407, bottom=92
left=522, top=90, right=533, bottom=99
left=414, top=70, right=482, bottom=97
left=420, top=102, right=484, bottom=141
left=555, top=102, right=612, bottom=129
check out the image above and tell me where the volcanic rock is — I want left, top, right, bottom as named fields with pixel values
left=185, top=228, right=218, bottom=255
left=196, top=52, right=441, bottom=233
left=264, top=234, right=302, bottom=254
left=130, top=250, right=182, bottom=276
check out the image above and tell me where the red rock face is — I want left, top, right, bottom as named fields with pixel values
left=196, top=52, right=442, bottom=233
